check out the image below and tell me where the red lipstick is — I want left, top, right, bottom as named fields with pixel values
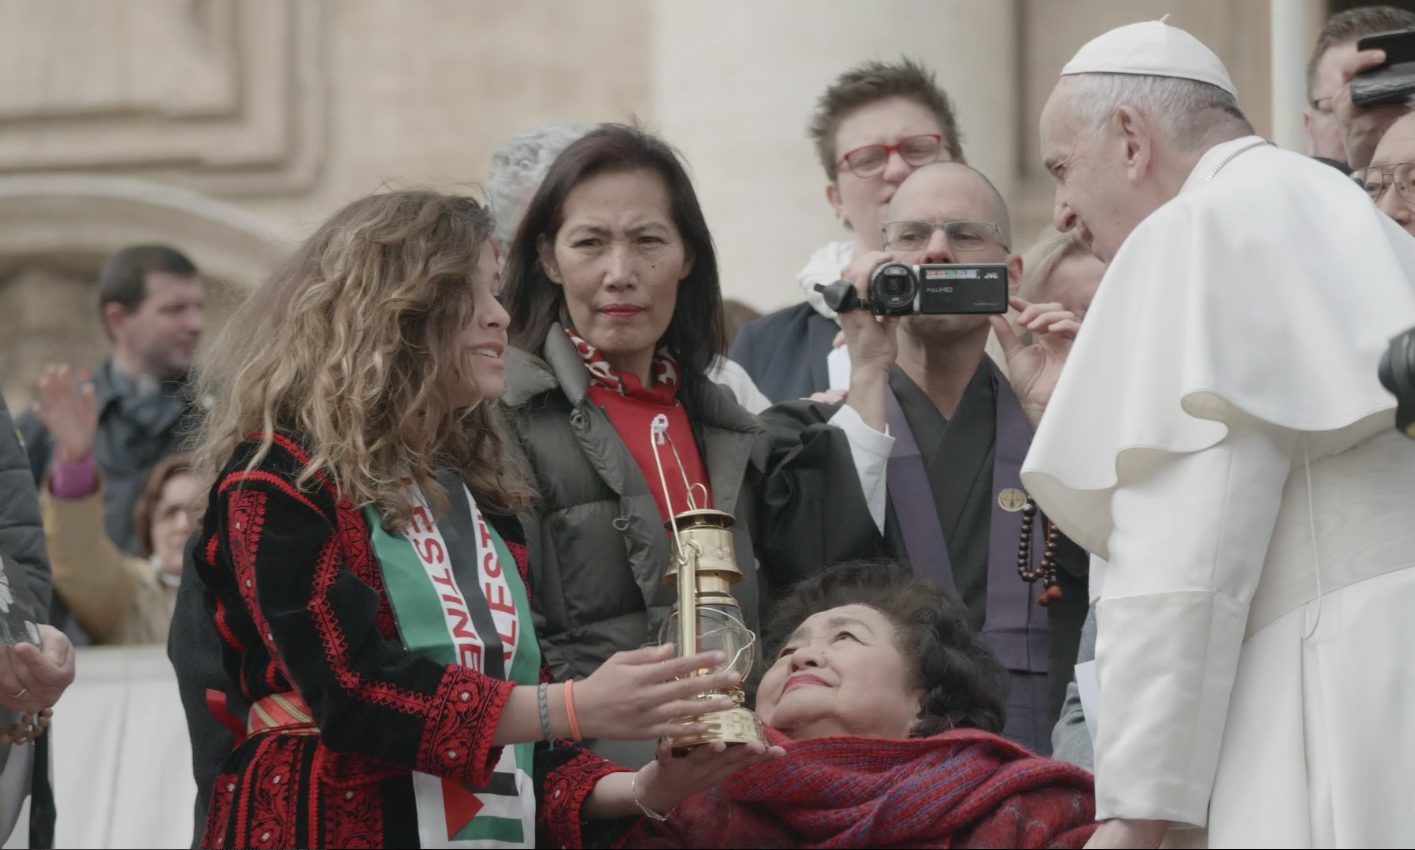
left=783, top=674, right=829, bottom=693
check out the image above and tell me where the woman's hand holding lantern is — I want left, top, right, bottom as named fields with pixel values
left=573, top=643, right=741, bottom=741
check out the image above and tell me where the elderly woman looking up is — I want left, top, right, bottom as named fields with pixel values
left=500, top=125, right=892, bottom=768
left=625, top=561, right=1099, bottom=849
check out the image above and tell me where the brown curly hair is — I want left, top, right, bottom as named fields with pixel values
left=768, top=560, right=1008, bottom=737
left=190, top=190, right=533, bottom=528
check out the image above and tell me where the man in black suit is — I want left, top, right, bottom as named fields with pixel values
left=730, top=58, right=965, bottom=402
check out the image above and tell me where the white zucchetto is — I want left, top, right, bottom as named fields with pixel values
left=1061, top=19, right=1237, bottom=97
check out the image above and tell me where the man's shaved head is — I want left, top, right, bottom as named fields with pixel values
left=887, top=161, right=1011, bottom=247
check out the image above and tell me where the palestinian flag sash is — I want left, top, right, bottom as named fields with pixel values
left=366, top=476, right=540, bottom=848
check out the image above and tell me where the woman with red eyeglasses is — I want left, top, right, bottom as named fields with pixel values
left=729, top=58, right=961, bottom=404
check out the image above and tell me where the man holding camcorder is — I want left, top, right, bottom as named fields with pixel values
left=770, top=159, right=1087, bottom=756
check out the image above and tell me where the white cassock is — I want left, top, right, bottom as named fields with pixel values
left=1022, top=135, right=1415, bottom=848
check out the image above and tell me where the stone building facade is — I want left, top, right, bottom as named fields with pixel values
left=0, top=0, right=1315, bottom=411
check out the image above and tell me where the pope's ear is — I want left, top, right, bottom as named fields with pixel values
left=1006, top=254, right=1023, bottom=296
left=537, top=234, right=563, bottom=285
left=1115, top=105, right=1151, bottom=178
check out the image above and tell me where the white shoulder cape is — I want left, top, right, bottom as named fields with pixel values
left=1021, top=136, right=1415, bottom=558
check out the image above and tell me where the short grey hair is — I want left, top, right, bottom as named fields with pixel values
left=1060, top=73, right=1253, bottom=152
left=486, top=124, right=595, bottom=247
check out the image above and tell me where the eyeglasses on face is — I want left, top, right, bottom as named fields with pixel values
left=836, top=134, right=944, bottom=178
left=1357, top=161, right=1415, bottom=206
left=882, top=219, right=1007, bottom=253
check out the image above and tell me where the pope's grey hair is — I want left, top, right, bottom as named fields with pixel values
left=1060, top=73, right=1253, bottom=152
left=486, top=124, right=596, bottom=248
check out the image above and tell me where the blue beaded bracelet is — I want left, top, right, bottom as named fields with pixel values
left=537, top=682, right=554, bottom=743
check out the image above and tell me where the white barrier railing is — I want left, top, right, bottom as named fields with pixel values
left=50, top=645, right=195, bottom=849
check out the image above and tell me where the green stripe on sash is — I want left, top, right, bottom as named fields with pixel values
left=365, top=506, right=457, bottom=667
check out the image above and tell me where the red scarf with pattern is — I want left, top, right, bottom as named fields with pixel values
left=624, top=727, right=1098, bottom=849
left=564, top=327, right=680, bottom=405
left=564, top=327, right=711, bottom=520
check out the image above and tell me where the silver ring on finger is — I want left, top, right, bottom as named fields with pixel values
left=9, top=688, right=25, bottom=699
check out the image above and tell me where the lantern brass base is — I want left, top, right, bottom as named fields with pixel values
left=668, top=705, right=766, bottom=752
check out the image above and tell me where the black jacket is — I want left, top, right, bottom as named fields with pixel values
left=1, top=398, right=52, bottom=610
left=17, top=359, right=197, bottom=557
left=0, top=397, right=56, bottom=848
left=729, top=302, right=838, bottom=403
left=505, top=328, right=879, bottom=767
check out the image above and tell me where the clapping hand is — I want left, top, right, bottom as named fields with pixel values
left=32, top=365, right=97, bottom=464
left=989, top=296, right=1081, bottom=429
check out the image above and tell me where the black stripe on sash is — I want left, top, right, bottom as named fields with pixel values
left=436, top=471, right=506, bottom=681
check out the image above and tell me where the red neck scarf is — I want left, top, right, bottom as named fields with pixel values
left=564, top=327, right=680, bottom=406
left=626, top=727, right=1098, bottom=849
left=564, top=327, right=711, bottom=520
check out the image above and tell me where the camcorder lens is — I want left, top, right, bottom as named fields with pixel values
left=871, top=265, right=916, bottom=310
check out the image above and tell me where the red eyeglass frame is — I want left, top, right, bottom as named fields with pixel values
left=835, top=134, right=944, bottom=176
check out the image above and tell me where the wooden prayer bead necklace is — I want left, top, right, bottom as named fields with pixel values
left=1018, top=497, right=1064, bottom=607
left=0, top=707, right=52, bottom=746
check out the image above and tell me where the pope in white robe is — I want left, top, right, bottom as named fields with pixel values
left=1014, top=21, right=1415, bottom=849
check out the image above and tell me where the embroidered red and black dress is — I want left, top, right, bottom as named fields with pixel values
left=194, top=435, right=625, bottom=849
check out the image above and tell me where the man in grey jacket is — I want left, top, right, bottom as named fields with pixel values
left=17, top=245, right=204, bottom=558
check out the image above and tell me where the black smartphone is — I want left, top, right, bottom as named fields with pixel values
left=1351, top=28, right=1415, bottom=107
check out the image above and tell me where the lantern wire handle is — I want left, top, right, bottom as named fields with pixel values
left=650, top=416, right=686, bottom=565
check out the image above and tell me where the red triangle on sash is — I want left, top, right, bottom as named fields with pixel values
left=443, top=778, right=484, bottom=838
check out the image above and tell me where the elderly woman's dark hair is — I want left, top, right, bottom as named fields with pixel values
left=501, top=124, right=726, bottom=414
left=768, top=560, right=1009, bottom=736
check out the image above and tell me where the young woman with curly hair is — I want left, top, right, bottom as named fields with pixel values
left=187, top=190, right=779, bottom=849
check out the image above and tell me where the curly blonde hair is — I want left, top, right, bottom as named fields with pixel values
left=191, top=190, right=533, bottom=528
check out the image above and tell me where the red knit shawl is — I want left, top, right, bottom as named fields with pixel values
left=624, top=727, right=1098, bottom=849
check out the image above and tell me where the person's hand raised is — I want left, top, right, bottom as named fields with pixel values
left=1333, top=48, right=1412, bottom=170
left=633, top=739, right=787, bottom=816
left=572, top=643, right=745, bottom=742
left=0, top=625, right=75, bottom=714
left=989, top=296, right=1081, bottom=430
left=32, top=365, right=97, bottom=464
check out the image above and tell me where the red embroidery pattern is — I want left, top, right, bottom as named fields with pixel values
left=219, top=469, right=323, bottom=515
left=336, top=501, right=397, bottom=638
left=240, top=736, right=301, bottom=850
left=539, top=748, right=630, bottom=849
left=305, top=532, right=429, bottom=714
left=226, top=488, right=287, bottom=691
left=314, top=747, right=386, bottom=849
left=203, top=772, right=239, bottom=849
left=414, top=667, right=516, bottom=785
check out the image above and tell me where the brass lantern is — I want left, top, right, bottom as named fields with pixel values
left=649, top=418, right=766, bottom=749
